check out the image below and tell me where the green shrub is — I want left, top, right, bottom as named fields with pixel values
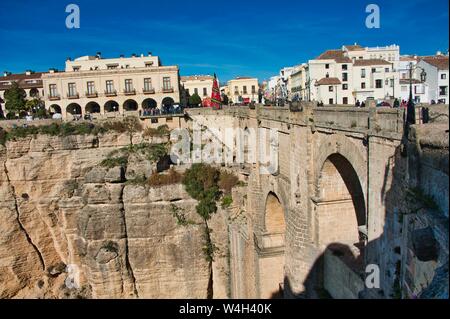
left=143, top=125, right=170, bottom=138
left=183, top=163, right=221, bottom=201
left=221, top=195, right=233, bottom=209
left=100, top=156, right=128, bottom=168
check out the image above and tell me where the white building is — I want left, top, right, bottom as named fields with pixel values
left=308, top=44, right=401, bottom=105
left=417, top=54, right=449, bottom=104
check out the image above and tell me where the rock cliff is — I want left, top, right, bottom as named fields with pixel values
left=0, top=132, right=229, bottom=299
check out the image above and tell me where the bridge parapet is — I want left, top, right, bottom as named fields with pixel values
left=185, top=103, right=405, bottom=138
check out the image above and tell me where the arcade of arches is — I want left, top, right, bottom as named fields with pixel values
left=46, top=97, right=176, bottom=117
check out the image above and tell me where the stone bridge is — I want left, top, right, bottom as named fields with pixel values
left=186, top=104, right=408, bottom=299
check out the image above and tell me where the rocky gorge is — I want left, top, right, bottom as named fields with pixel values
left=0, top=127, right=232, bottom=299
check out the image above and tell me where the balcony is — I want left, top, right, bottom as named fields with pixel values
left=67, top=93, right=79, bottom=99
left=49, top=94, right=61, bottom=101
left=143, top=88, right=155, bottom=94
left=124, top=89, right=136, bottom=95
left=105, top=90, right=117, bottom=97
left=162, top=87, right=174, bottom=93
left=85, top=91, right=98, bottom=98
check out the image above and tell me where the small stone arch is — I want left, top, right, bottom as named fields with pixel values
left=162, top=97, right=175, bottom=108
left=265, top=192, right=286, bottom=234
left=142, top=98, right=157, bottom=110
left=49, top=104, right=61, bottom=114
left=85, top=101, right=101, bottom=114
left=124, top=99, right=138, bottom=111
left=66, top=103, right=82, bottom=115
left=105, top=100, right=119, bottom=113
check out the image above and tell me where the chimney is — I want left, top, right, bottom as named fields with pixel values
left=131, top=53, right=136, bottom=57
left=49, top=68, right=57, bottom=74
left=96, top=51, right=102, bottom=59
left=120, top=54, right=124, bottom=58
left=66, top=57, right=72, bottom=61
left=25, top=70, right=32, bottom=75
left=436, top=51, right=442, bottom=56
left=4, top=71, right=10, bottom=77
left=148, top=51, right=152, bottom=56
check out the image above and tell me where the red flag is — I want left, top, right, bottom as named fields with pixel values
left=210, top=73, right=221, bottom=109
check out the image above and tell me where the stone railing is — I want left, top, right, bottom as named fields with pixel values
left=186, top=103, right=406, bottom=137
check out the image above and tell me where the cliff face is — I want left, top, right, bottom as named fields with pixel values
left=0, top=133, right=228, bottom=299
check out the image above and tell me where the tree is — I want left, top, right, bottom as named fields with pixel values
left=189, top=93, right=202, bottom=107
left=4, top=82, right=26, bottom=115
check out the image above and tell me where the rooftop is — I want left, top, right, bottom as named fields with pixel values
left=315, top=77, right=341, bottom=86
left=420, top=56, right=449, bottom=70
left=353, top=59, right=392, bottom=66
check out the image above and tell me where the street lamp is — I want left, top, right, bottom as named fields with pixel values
left=407, top=62, right=427, bottom=126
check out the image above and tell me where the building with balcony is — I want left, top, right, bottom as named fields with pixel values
left=227, top=77, right=259, bottom=104
left=42, top=53, right=180, bottom=119
left=0, top=71, right=46, bottom=115
left=308, top=43, right=401, bottom=105
left=180, top=75, right=215, bottom=106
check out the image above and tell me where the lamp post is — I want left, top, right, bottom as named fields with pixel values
left=407, top=62, right=427, bottom=126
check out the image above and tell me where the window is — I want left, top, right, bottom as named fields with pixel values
left=234, top=86, right=239, bottom=94
left=361, top=82, right=366, bottom=89
left=342, top=73, right=348, bottom=82
left=252, top=85, right=256, bottom=94
left=203, top=88, right=208, bottom=96
left=329, top=86, right=334, bottom=92
left=439, top=86, right=448, bottom=96
left=49, top=84, right=58, bottom=97
left=342, top=64, right=347, bottom=70
left=145, top=62, right=154, bottom=67
left=385, top=68, right=390, bottom=73
left=194, top=88, right=198, bottom=95
left=73, top=67, right=80, bottom=72
left=325, top=72, right=330, bottom=78
left=106, top=80, right=114, bottom=93
left=243, top=86, right=247, bottom=94
left=68, top=83, right=76, bottom=96
left=442, top=74, right=447, bottom=80
left=342, top=84, right=348, bottom=90
left=107, top=65, right=118, bottom=70
left=325, top=64, right=330, bottom=69
left=329, top=98, right=334, bottom=104
left=144, top=78, right=152, bottom=91
left=361, top=69, right=366, bottom=78
left=376, top=80, right=383, bottom=89
left=343, top=97, right=348, bottom=104
left=125, top=79, right=133, bottom=92
left=372, top=68, right=376, bottom=73
left=163, top=77, right=171, bottom=90
left=186, top=89, right=190, bottom=95
left=390, top=79, right=394, bottom=88
left=87, top=81, right=95, bottom=94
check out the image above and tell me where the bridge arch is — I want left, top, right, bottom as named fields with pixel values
left=258, top=191, right=287, bottom=299
left=316, top=153, right=366, bottom=249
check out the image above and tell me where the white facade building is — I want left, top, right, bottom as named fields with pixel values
left=417, top=54, right=449, bottom=104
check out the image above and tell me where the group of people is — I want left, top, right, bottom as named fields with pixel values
left=141, top=105, right=183, bottom=117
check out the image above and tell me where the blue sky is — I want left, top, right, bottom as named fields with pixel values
left=0, top=0, right=448, bottom=82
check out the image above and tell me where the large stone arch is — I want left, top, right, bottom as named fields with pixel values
left=314, top=133, right=367, bottom=204
left=123, top=99, right=138, bottom=112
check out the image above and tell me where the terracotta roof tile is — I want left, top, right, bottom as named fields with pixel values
left=0, top=72, right=45, bottom=90
left=315, top=77, right=341, bottom=86
left=420, top=56, right=449, bottom=70
left=344, top=45, right=363, bottom=51
left=353, top=59, right=391, bottom=66
left=316, top=50, right=352, bottom=63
